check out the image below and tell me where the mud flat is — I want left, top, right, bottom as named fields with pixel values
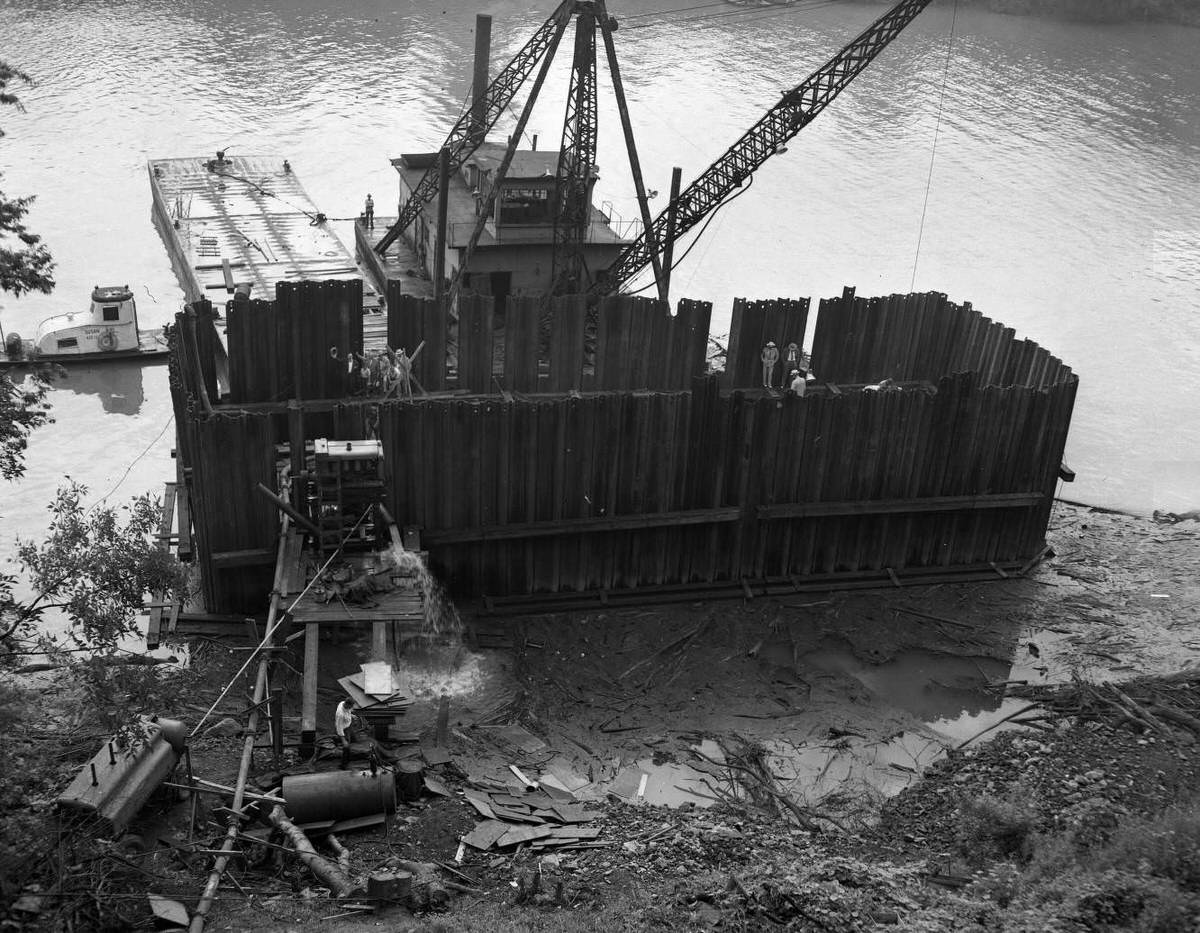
left=6, top=501, right=1200, bottom=931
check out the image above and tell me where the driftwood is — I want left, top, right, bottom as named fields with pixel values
left=327, top=834, right=351, bottom=878
left=268, top=806, right=353, bottom=897
left=383, top=860, right=449, bottom=909
left=14, top=653, right=178, bottom=674
left=1006, top=675, right=1200, bottom=745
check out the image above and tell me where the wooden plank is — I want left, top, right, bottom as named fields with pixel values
left=300, top=622, right=320, bottom=740
left=146, top=481, right=179, bottom=649
left=209, top=547, right=277, bottom=567
left=496, top=825, right=555, bottom=848
left=463, top=820, right=510, bottom=850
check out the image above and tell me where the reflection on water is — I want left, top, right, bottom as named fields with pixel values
left=0, top=0, right=1196, bottom=567
left=803, top=645, right=1010, bottom=722
left=54, top=364, right=146, bottom=416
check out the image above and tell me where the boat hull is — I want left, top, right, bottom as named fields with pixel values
left=0, top=331, right=170, bottom=368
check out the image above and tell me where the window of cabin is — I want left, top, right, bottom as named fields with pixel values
left=498, top=186, right=550, bottom=225
left=102, top=305, right=121, bottom=322
left=57, top=337, right=79, bottom=349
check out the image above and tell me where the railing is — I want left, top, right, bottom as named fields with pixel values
left=445, top=217, right=642, bottom=246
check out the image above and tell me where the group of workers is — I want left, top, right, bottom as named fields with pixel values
left=761, top=340, right=813, bottom=395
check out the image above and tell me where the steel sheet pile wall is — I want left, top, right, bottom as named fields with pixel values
left=384, top=284, right=711, bottom=392
left=593, top=296, right=712, bottom=391
left=365, top=356, right=1073, bottom=595
left=811, top=290, right=1069, bottom=388
left=171, top=285, right=1076, bottom=609
left=169, top=310, right=279, bottom=613
left=226, top=280, right=365, bottom=403
left=724, top=297, right=811, bottom=388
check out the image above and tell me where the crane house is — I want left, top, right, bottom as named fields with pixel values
left=390, top=142, right=634, bottom=309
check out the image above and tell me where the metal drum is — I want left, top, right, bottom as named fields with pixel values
left=281, top=769, right=397, bottom=823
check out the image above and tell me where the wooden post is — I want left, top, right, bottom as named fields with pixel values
left=372, top=621, right=388, bottom=663
left=436, top=693, right=449, bottom=747
left=661, top=166, right=683, bottom=304
left=397, top=760, right=425, bottom=801
left=434, top=148, right=450, bottom=303
left=270, top=687, right=284, bottom=763
left=470, top=15, right=492, bottom=144
left=300, top=622, right=320, bottom=758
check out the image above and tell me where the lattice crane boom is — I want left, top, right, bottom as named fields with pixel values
left=550, top=6, right=600, bottom=296
left=590, top=0, right=935, bottom=296
left=374, top=0, right=576, bottom=256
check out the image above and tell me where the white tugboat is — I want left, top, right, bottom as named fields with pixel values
left=1, top=285, right=169, bottom=366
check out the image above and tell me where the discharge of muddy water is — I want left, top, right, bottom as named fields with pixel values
left=1, top=1, right=1197, bottom=623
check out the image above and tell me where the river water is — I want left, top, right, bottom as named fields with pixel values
left=1, top=0, right=1197, bottom=580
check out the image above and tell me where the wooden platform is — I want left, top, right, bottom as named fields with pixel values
left=290, top=557, right=426, bottom=626
left=148, top=155, right=382, bottom=312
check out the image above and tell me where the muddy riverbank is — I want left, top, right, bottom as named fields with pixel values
left=3, top=501, right=1198, bottom=930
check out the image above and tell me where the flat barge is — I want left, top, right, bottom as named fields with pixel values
left=148, top=154, right=383, bottom=313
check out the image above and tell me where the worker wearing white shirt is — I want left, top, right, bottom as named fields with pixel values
left=335, top=699, right=355, bottom=769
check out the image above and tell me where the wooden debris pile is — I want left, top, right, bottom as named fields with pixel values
left=337, top=662, right=413, bottom=734
left=1008, top=673, right=1200, bottom=743
left=459, top=774, right=606, bottom=855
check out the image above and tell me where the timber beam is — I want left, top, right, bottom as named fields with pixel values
left=421, top=493, right=1043, bottom=546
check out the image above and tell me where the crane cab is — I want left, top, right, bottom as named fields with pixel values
left=34, top=285, right=141, bottom=357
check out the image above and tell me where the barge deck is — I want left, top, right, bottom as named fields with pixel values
left=148, top=154, right=383, bottom=313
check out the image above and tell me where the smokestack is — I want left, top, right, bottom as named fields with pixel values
left=470, top=14, right=493, bottom=143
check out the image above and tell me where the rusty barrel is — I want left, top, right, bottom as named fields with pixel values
left=281, top=769, right=397, bottom=823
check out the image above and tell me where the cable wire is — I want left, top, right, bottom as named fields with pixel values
left=623, top=175, right=755, bottom=296
left=90, top=415, right=175, bottom=510
left=189, top=505, right=374, bottom=738
left=910, top=0, right=959, bottom=291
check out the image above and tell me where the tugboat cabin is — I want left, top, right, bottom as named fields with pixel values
left=35, top=285, right=141, bottom=357
left=391, top=142, right=634, bottom=309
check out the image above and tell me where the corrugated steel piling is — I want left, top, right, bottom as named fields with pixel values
left=166, top=284, right=1077, bottom=619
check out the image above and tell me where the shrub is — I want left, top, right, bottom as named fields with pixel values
left=957, top=790, right=1039, bottom=863
left=1098, top=801, right=1200, bottom=893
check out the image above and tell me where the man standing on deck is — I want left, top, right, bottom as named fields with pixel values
left=335, top=698, right=356, bottom=769
left=761, top=341, right=780, bottom=388
left=364, top=193, right=375, bottom=229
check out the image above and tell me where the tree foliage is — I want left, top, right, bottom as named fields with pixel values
left=1, top=60, right=54, bottom=297
left=2, top=60, right=57, bottom=480
left=0, top=366, right=52, bottom=480
left=0, top=482, right=190, bottom=657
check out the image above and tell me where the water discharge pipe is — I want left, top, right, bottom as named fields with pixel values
left=377, top=502, right=404, bottom=551
left=255, top=482, right=320, bottom=538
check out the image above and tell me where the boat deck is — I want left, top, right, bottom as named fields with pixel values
left=148, top=155, right=382, bottom=313
left=353, top=217, right=436, bottom=301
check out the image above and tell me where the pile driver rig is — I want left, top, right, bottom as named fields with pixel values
left=375, top=0, right=936, bottom=302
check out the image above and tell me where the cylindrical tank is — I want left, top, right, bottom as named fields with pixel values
left=56, top=718, right=183, bottom=835
left=281, top=769, right=397, bottom=823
